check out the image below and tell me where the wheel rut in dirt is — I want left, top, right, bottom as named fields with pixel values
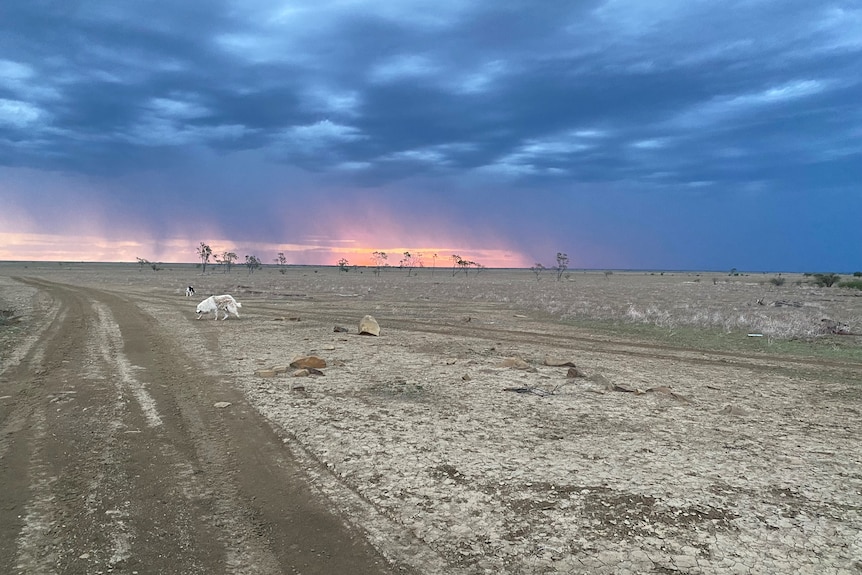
left=0, top=278, right=409, bottom=575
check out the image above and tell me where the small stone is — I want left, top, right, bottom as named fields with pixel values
left=292, top=369, right=310, bottom=377
left=213, top=402, right=231, bottom=409
left=501, top=357, right=530, bottom=370
left=545, top=357, right=577, bottom=367
left=254, top=369, right=277, bottom=378
left=290, top=356, right=326, bottom=369
left=359, top=315, right=380, bottom=336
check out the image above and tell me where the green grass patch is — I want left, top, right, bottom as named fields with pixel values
left=564, top=317, right=862, bottom=364
left=838, top=279, right=862, bottom=291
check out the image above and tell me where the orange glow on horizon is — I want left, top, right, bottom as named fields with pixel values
left=0, top=232, right=533, bottom=268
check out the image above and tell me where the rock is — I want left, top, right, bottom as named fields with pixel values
left=566, top=367, right=586, bottom=378
left=213, top=401, right=231, bottom=408
left=359, top=315, right=380, bottom=336
left=272, top=365, right=289, bottom=374
left=254, top=369, right=277, bottom=378
left=292, top=369, right=310, bottom=377
left=647, top=386, right=692, bottom=403
left=462, top=374, right=472, bottom=381
left=333, top=325, right=349, bottom=333
left=500, top=356, right=531, bottom=370
left=720, top=404, right=748, bottom=416
left=544, top=357, right=577, bottom=367
left=290, top=356, right=327, bottom=369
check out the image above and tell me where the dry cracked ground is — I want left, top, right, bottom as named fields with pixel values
left=1, top=262, right=861, bottom=575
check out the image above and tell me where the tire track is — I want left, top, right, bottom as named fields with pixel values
left=191, top=295, right=862, bottom=376
left=1, top=277, right=412, bottom=575
left=14, top=408, right=59, bottom=574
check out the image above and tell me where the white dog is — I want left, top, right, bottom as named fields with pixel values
left=196, top=294, right=242, bottom=320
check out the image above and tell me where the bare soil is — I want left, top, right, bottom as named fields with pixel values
left=1, top=263, right=861, bottom=574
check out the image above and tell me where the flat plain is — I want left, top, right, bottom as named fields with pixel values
left=1, top=262, right=861, bottom=574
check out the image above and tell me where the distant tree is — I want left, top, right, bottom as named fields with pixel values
left=337, top=258, right=350, bottom=272
left=457, top=258, right=476, bottom=277
left=136, top=257, right=149, bottom=271
left=431, top=253, right=438, bottom=276
left=197, top=242, right=212, bottom=273
left=400, top=251, right=419, bottom=276
left=220, top=251, right=237, bottom=273
left=244, top=254, right=261, bottom=274
left=813, top=273, right=840, bottom=287
left=274, top=251, right=288, bottom=274
left=555, top=252, right=569, bottom=281
left=531, top=263, right=545, bottom=281
left=371, top=251, right=388, bottom=276
left=451, top=254, right=461, bottom=276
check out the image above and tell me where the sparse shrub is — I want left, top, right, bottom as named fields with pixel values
left=838, top=279, right=862, bottom=291
left=531, top=263, right=545, bottom=281
left=812, top=273, right=840, bottom=287
left=555, top=252, right=569, bottom=281
left=769, top=276, right=786, bottom=286
left=244, top=255, right=261, bottom=274
left=853, top=271, right=862, bottom=278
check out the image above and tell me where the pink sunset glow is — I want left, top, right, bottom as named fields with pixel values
left=0, top=231, right=532, bottom=269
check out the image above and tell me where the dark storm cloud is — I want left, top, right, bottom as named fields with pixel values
left=1, top=1, right=860, bottom=270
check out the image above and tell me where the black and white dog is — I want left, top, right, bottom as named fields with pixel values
left=186, top=285, right=195, bottom=297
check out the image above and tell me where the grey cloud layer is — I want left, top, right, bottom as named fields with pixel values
left=1, top=1, right=860, bottom=270
left=2, top=1, right=858, bottom=184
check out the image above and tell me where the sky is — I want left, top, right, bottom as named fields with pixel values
left=0, top=1, right=860, bottom=272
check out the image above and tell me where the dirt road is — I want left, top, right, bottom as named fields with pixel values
left=0, top=278, right=408, bottom=574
